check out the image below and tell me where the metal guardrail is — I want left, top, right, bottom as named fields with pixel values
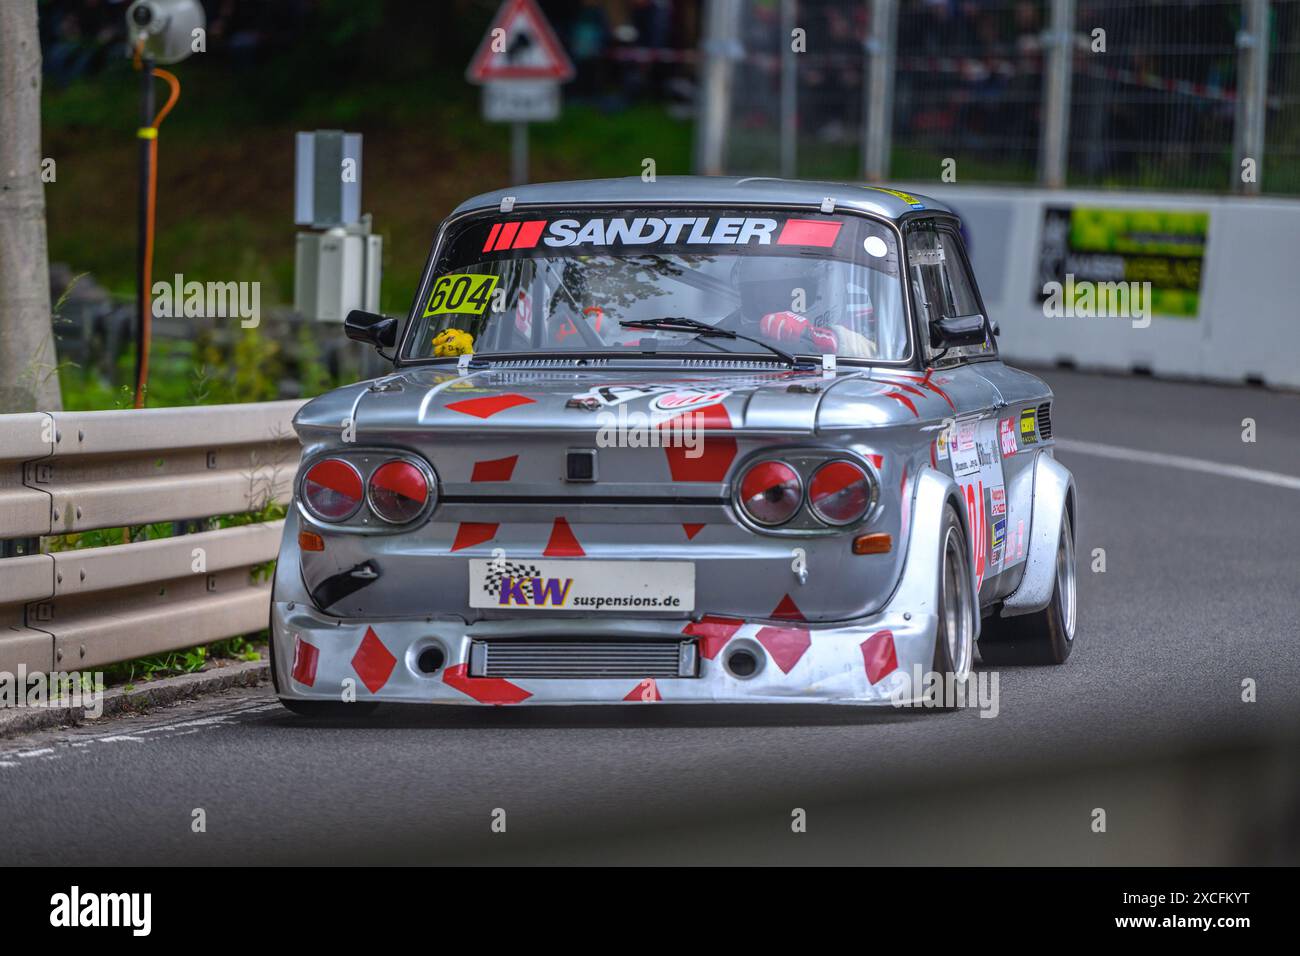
left=0, top=401, right=304, bottom=676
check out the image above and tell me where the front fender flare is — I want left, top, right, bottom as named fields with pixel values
left=1001, top=451, right=1075, bottom=617
left=887, top=467, right=982, bottom=645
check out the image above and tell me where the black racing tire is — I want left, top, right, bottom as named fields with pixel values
left=278, top=698, right=380, bottom=719
left=978, top=508, right=1077, bottom=666
left=926, top=503, right=975, bottom=709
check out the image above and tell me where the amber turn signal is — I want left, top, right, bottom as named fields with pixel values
left=298, top=530, right=325, bottom=552
left=852, top=533, right=891, bottom=555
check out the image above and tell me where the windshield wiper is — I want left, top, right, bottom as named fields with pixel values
left=619, top=317, right=802, bottom=367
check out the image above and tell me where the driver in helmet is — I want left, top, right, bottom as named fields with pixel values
left=731, top=256, right=878, bottom=358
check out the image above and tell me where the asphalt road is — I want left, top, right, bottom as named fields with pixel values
left=3, top=369, right=1298, bottom=865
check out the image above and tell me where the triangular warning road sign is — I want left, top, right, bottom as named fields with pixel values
left=466, top=0, right=575, bottom=83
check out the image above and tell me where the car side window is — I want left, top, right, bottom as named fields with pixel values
left=905, top=219, right=994, bottom=363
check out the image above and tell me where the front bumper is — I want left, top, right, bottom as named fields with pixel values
left=270, top=468, right=965, bottom=707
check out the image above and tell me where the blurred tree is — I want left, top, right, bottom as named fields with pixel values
left=0, top=0, right=61, bottom=411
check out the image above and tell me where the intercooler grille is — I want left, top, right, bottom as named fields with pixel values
left=470, top=640, right=697, bottom=679
left=1037, top=402, right=1053, bottom=440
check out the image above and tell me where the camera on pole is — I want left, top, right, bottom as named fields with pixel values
left=125, top=0, right=205, bottom=66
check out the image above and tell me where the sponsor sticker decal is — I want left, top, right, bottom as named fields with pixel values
left=649, top=389, right=731, bottom=413
left=991, top=485, right=1007, bottom=517
left=868, top=186, right=926, bottom=209
left=1019, top=408, right=1038, bottom=443
left=951, top=439, right=981, bottom=478
left=991, top=516, right=1007, bottom=566
left=480, top=215, right=850, bottom=254
left=1000, top=417, right=1018, bottom=456
left=935, top=423, right=951, bottom=461
left=469, top=559, right=695, bottom=611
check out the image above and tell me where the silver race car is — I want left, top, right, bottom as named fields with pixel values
left=270, top=177, right=1077, bottom=715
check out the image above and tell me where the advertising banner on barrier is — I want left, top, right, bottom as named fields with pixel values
left=1036, top=206, right=1209, bottom=318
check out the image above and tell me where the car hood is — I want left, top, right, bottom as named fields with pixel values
left=294, top=363, right=951, bottom=442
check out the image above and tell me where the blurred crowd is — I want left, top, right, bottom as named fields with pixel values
left=895, top=0, right=1046, bottom=153
left=34, top=0, right=1290, bottom=189
left=39, top=0, right=315, bottom=84
left=37, top=0, right=700, bottom=110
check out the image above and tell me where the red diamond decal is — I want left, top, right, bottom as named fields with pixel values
left=444, top=393, right=535, bottom=419
left=443, top=663, right=532, bottom=705
left=771, top=594, right=806, bottom=621
left=351, top=626, right=396, bottom=694
left=861, top=629, right=899, bottom=684
left=544, top=517, right=584, bottom=556
left=755, top=625, right=811, bottom=673
left=683, top=615, right=744, bottom=660
left=682, top=523, right=705, bottom=540
left=291, top=636, right=319, bottom=687
left=471, top=455, right=518, bottom=482
left=660, top=403, right=737, bottom=482
left=624, top=678, right=662, bottom=702
left=451, top=521, right=498, bottom=552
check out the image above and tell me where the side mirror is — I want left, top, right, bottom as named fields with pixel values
left=344, top=310, right=397, bottom=350
left=931, top=312, right=987, bottom=349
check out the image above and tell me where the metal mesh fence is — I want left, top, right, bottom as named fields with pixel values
left=1067, top=1, right=1241, bottom=191
left=891, top=0, right=1045, bottom=184
left=713, top=0, right=1296, bottom=194
left=795, top=1, right=869, bottom=179
left=725, top=1, right=785, bottom=175
left=1265, top=0, right=1300, bottom=192
left=723, top=0, right=870, bottom=180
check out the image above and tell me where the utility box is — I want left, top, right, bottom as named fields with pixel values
left=294, top=221, right=383, bottom=322
left=293, top=130, right=383, bottom=322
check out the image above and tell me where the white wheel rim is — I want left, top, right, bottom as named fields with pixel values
left=941, top=526, right=973, bottom=677
left=1057, top=512, right=1077, bottom=641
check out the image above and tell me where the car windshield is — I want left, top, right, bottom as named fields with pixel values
left=402, top=206, right=910, bottom=364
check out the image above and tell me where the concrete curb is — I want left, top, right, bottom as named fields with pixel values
left=0, top=659, right=270, bottom=740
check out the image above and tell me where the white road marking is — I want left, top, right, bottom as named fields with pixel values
left=0, top=698, right=280, bottom=766
left=1055, top=438, right=1300, bottom=491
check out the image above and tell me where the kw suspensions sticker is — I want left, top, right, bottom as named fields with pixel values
left=477, top=213, right=849, bottom=258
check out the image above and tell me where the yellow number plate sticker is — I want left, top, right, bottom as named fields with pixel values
left=424, top=273, right=499, bottom=317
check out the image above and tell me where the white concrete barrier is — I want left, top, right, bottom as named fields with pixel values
left=901, top=184, right=1300, bottom=390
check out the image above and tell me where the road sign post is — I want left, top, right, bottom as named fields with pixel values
left=467, top=0, right=575, bottom=185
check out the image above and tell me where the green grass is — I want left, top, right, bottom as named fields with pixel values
left=102, top=636, right=266, bottom=688
left=42, top=61, right=693, bottom=346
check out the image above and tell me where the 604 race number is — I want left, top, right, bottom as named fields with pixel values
left=424, top=273, right=499, bottom=317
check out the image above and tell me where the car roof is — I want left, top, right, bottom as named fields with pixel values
left=450, top=175, right=951, bottom=222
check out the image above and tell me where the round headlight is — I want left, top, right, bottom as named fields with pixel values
left=367, top=459, right=431, bottom=524
left=808, top=459, right=874, bottom=526
left=738, top=460, right=803, bottom=526
left=301, top=458, right=363, bottom=522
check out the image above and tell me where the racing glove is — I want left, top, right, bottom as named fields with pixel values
left=759, top=311, right=838, bottom=353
